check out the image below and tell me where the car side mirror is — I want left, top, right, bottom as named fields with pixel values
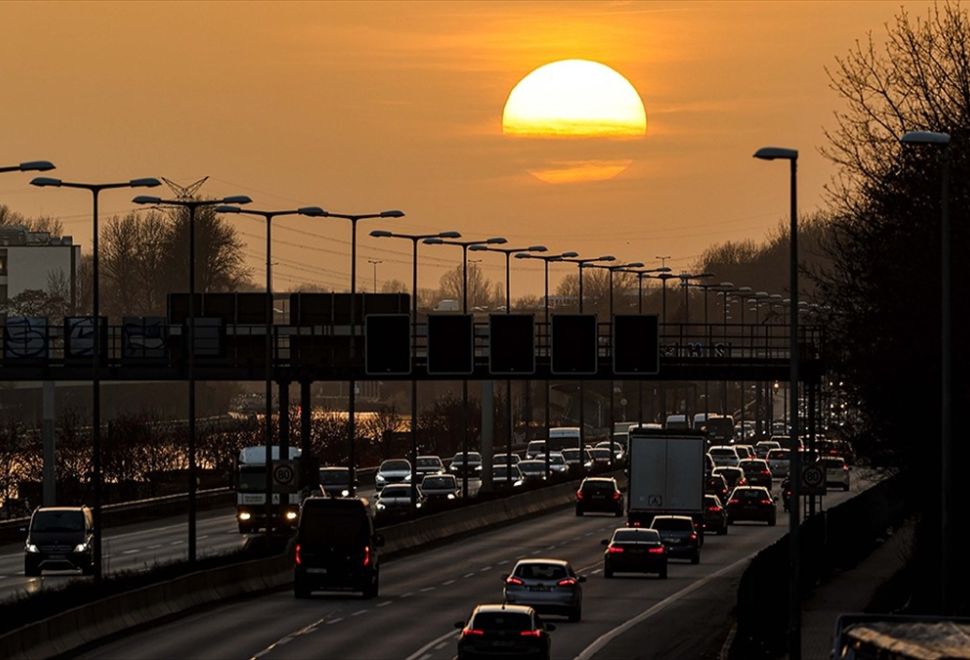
left=454, top=621, right=464, bottom=629
left=374, top=534, right=385, bottom=547
left=600, top=539, right=609, bottom=546
left=578, top=575, right=587, bottom=583
left=545, top=623, right=557, bottom=632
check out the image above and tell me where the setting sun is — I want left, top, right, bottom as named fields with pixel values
left=502, top=59, right=647, bottom=137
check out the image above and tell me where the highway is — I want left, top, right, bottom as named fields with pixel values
left=75, top=475, right=872, bottom=660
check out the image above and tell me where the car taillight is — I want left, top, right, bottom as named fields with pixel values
left=362, top=545, right=371, bottom=568
left=689, top=532, right=698, bottom=541
left=576, top=490, right=585, bottom=500
left=843, top=465, right=849, bottom=471
left=506, top=576, right=525, bottom=586
left=462, top=628, right=485, bottom=637
left=630, top=520, right=641, bottom=527
left=728, top=499, right=740, bottom=505
left=761, top=470, right=771, bottom=475
left=706, top=505, right=721, bottom=512
left=760, top=499, right=773, bottom=505
left=520, top=629, right=542, bottom=638
left=612, top=491, right=622, bottom=500
left=607, top=545, right=624, bottom=554
left=648, top=546, right=666, bottom=555
left=295, top=543, right=302, bottom=566
left=557, top=577, right=578, bottom=586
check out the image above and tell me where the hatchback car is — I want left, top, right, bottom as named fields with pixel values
left=455, top=604, right=554, bottom=660
left=517, top=460, right=548, bottom=484
left=818, top=456, right=851, bottom=490
left=449, top=451, right=483, bottom=478
left=708, top=445, right=741, bottom=468
left=589, top=447, right=613, bottom=468
left=544, top=452, right=569, bottom=476
left=712, top=466, right=746, bottom=491
left=726, top=486, right=777, bottom=526
left=375, top=484, right=424, bottom=512
left=421, top=474, right=461, bottom=503
left=649, top=515, right=700, bottom=564
left=24, top=506, right=94, bottom=576
left=754, top=440, right=781, bottom=459
left=703, top=494, right=729, bottom=535
left=575, top=477, right=623, bottom=517
left=375, top=458, right=411, bottom=491
left=766, top=448, right=792, bottom=479
left=602, top=527, right=667, bottom=578
left=492, top=465, right=525, bottom=490
left=503, top=559, right=585, bottom=621
left=494, top=452, right=521, bottom=466
left=414, top=455, right=445, bottom=478
left=739, top=459, right=773, bottom=488
left=705, top=473, right=730, bottom=503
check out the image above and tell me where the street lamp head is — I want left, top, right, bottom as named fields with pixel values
left=900, top=130, right=951, bottom=146
left=132, top=195, right=162, bottom=205
left=561, top=251, right=579, bottom=258
left=438, top=231, right=461, bottom=238
left=469, top=243, right=489, bottom=251
left=655, top=266, right=672, bottom=272
left=756, top=291, right=769, bottom=298
left=30, top=176, right=62, bottom=187
left=598, top=255, right=616, bottom=262
left=720, top=281, right=734, bottom=289
left=514, top=252, right=532, bottom=260
left=19, top=160, right=55, bottom=172
left=738, top=286, right=752, bottom=293
left=221, top=195, right=252, bottom=205
left=527, top=245, right=547, bottom=252
left=298, top=206, right=326, bottom=216
left=423, top=237, right=443, bottom=245
left=370, top=229, right=392, bottom=238
left=754, top=146, right=798, bottom=161
left=486, top=237, right=507, bottom=244
left=129, top=177, right=162, bottom=188
left=770, top=293, right=783, bottom=300
left=379, top=209, right=405, bottom=218
left=214, top=205, right=242, bottom=214
left=624, top=262, right=645, bottom=269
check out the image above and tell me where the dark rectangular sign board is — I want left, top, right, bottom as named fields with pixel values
left=613, top=314, right=660, bottom=375
left=488, top=314, right=535, bottom=375
left=427, top=314, right=474, bottom=375
left=365, top=314, right=412, bottom=375
left=551, top=314, right=597, bottom=375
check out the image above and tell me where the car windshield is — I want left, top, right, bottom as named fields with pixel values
left=422, top=476, right=455, bottom=489
left=651, top=517, right=693, bottom=531
left=820, top=458, right=845, bottom=468
left=493, top=466, right=521, bottom=478
left=416, top=458, right=440, bottom=467
left=527, top=442, right=545, bottom=451
left=740, top=461, right=768, bottom=472
left=515, top=563, right=568, bottom=580
left=549, top=454, right=565, bottom=465
left=519, top=462, right=544, bottom=474
left=705, top=495, right=722, bottom=507
left=473, top=611, right=533, bottom=631
left=299, top=507, right=366, bottom=545
left=613, top=529, right=660, bottom=543
left=238, top=466, right=266, bottom=492
left=495, top=454, right=519, bottom=463
left=451, top=453, right=482, bottom=464
left=319, top=469, right=349, bottom=485
left=733, top=488, right=768, bottom=500
left=582, top=480, right=615, bottom=494
left=590, top=449, right=611, bottom=459
left=32, top=510, right=84, bottom=532
left=381, top=460, right=410, bottom=471
left=381, top=485, right=414, bottom=498
left=710, top=448, right=736, bottom=457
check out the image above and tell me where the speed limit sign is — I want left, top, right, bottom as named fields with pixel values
left=273, top=461, right=296, bottom=488
left=800, top=464, right=827, bottom=496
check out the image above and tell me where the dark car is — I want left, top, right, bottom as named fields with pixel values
left=649, top=515, right=700, bottom=564
left=421, top=474, right=460, bottom=503
left=492, top=465, right=525, bottom=490
left=703, top=494, right=729, bottom=535
left=602, top=527, right=667, bottom=578
left=726, top=486, right=777, bottom=526
left=414, top=455, right=445, bottom=478
left=24, top=506, right=94, bottom=576
left=293, top=497, right=383, bottom=598
left=455, top=604, right=554, bottom=660
left=503, top=558, right=584, bottom=621
left=449, top=452, right=483, bottom=478
left=517, top=460, right=548, bottom=484
left=575, top=477, right=623, bottom=517
left=738, top=459, right=773, bottom=488
left=704, top=473, right=730, bottom=503
left=712, top=466, right=747, bottom=491
left=318, top=466, right=355, bottom=498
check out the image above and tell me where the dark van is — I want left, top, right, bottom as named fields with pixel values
left=24, top=506, right=94, bottom=576
left=293, top=497, right=383, bottom=599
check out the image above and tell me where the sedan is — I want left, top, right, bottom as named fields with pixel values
left=649, top=515, right=700, bottom=564
left=492, top=465, right=525, bottom=490
left=705, top=473, right=730, bottom=503
left=375, top=483, right=424, bottom=512
left=602, top=527, right=667, bottom=578
left=703, top=494, right=728, bottom=535
left=766, top=448, right=792, bottom=479
left=517, top=460, right=548, bottom=484
left=575, top=477, right=623, bottom=517
left=818, top=456, right=851, bottom=490
left=375, top=459, right=411, bottom=492
left=455, top=604, right=554, bottom=660
left=318, top=466, right=354, bottom=498
left=560, top=448, right=593, bottom=473
left=448, top=452, right=483, bottom=478
left=414, top=455, right=445, bottom=478
left=420, top=474, right=460, bottom=503
left=726, top=486, right=776, bottom=526
left=503, top=558, right=585, bottom=622
left=712, top=466, right=746, bottom=491
left=494, top=453, right=521, bottom=467
left=738, top=459, right=773, bottom=488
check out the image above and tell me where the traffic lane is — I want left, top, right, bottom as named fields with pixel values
left=77, top=506, right=619, bottom=660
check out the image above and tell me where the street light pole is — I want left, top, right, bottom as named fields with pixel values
left=371, top=230, right=461, bottom=511
left=754, top=145, right=800, bottom=658
left=424, top=236, right=507, bottom=498
left=216, top=205, right=324, bottom=533
left=133, top=193, right=251, bottom=562
left=900, top=130, right=952, bottom=612
left=368, top=259, right=383, bottom=293
left=31, top=173, right=158, bottom=582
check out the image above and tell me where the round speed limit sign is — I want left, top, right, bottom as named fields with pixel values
left=801, top=465, right=824, bottom=491
left=273, top=463, right=295, bottom=487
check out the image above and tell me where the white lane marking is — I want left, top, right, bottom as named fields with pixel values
left=198, top=535, right=209, bottom=540
left=462, top=572, right=475, bottom=579
left=401, top=592, right=414, bottom=598
left=590, top=568, right=602, bottom=574
left=479, top=566, right=492, bottom=572
left=250, top=612, right=337, bottom=658
left=147, top=544, right=162, bottom=550
left=574, top=552, right=756, bottom=660
left=122, top=549, right=139, bottom=555
left=377, top=600, right=392, bottom=607
left=442, top=579, right=456, bottom=586
left=328, top=617, right=343, bottom=624
left=404, top=629, right=457, bottom=660
left=351, top=609, right=367, bottom=617
left=420, top=586, right=435, bottom=592
left=433, top=641, right=448, bottom=650
left=497, top=559, right=509, bottom=565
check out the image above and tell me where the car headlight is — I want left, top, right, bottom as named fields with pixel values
left=285, top=510, right=298, bottom=521
left=340, top=489, right=350, bottom=497
left=447, top=493, right=456, bottom=500
left=377, top=502, right=386, bottom=510
left=74, top=543, right=88, bottom=553
left=238, top=511, right=252, bottom=521
left=416, top=502, right=422, bottom=509
left=376, top=475, right=386, bottom=483
left=26, top=544, right=39, bottom=553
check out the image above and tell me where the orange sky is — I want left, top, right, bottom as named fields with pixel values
left=0, top=0, right=913, bottom=298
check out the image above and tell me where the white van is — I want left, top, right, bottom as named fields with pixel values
left=547, top=427, right=582, bottom=454
left=665, top=414, right=689, bottom=430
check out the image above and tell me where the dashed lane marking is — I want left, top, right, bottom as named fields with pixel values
left=328, top=617, right=343, bottom=624
left=420, top=586, right=435, bottom=592
left=442, top=579, right=456, bottom=586
left=401, top=592, right=414, bottom=598
left=351, top=609, right=367, bottom=617
left=377, top=600, right=392, bottom=607
left=462, top=572, right=475, bottom=579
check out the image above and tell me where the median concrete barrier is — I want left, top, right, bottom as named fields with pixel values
left=0, top=471, right=621, bottom=659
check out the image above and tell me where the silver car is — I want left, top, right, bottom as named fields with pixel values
left=376, top=483, right=423, bottom=511
left=767, top=448, right=792, bottom=479
left=375, top=458, right=412, bottom=492
left=503, top=558, right=585, bottom=621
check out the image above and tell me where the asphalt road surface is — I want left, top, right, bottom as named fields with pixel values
left=75, top=474, right=874, bottom=660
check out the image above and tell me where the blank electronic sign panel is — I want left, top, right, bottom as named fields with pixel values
left=488, top=314, right=535, bottom=375
left=613, top=314, right=660, bottom=375
left=427, top=314, right=474, bottom=375
left=550, top=314, right=597, bottom=375
left=365, top=314, right=412, bottom=375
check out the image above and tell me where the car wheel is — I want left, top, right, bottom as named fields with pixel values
left=690, top=552, right=700, bottom=565
left=294, top=581, right=311, bottom=599
left=660, top=566, right=668, bottom=579
left=362, top=576, right=379, bottom=599
left=568, top=607, right=582, bottom=623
